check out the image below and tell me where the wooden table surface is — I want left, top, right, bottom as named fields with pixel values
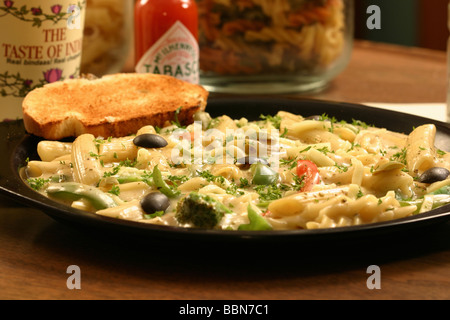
left=300, top=40, right=448, bottom=104
left=1, top=41, right=449, bottom=301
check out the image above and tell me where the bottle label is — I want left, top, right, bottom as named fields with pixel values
left=0, top=1, right=85, bottom=120
left=135, top=21, right=199, bottom=84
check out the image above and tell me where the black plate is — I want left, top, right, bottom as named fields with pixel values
left=1, top=97, right=450, bottom=244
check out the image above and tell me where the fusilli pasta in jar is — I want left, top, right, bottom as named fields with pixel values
left=196, top=0, right=353, bottom=93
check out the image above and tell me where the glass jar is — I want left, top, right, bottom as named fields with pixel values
left=196, top=0, right=354, bottom=94
left=0, top=0, right=86, bottom=121
left=80, top=0, right=133, bottom=76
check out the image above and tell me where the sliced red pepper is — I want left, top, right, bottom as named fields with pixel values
left=296, top=160, right=321, bottom=192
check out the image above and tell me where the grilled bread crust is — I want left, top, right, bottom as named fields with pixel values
left=22, top=73, right=209, bottom=140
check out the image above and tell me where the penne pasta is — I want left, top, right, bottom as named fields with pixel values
left=98, top=137, right=138, bottom=162
left=71, top=134, right=103, bottom=186
left=406, top=124, right=438, bottom=176
left=37, top=141, right=72, bottom=162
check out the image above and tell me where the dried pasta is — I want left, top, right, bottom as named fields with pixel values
left=197, top=0, right=347, bottom=75
left=81, top=0, right=131, bottom=76
left=22, top=110, right=450, bottom=231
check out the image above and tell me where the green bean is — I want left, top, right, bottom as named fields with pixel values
left=116, top=176, right=145, bottom=184
left=431, top=185, right=450, bottom=195
left=400, top=194, right=450, bottom=214
left=46, top=182, right=117, bottom=210
left=152, top=165, right=180, bottom=198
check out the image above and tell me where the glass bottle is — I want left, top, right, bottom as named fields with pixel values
left=134, top=0, right=200, bottom=84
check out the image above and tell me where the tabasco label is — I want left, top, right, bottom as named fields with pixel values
left=0, top=0, right=85, bottom=120
left=135, top=21, right=199, bottom=84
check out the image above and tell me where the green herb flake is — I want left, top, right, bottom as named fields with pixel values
left=108, top=185, right=120, bottom=196
left=27, top=178, right=50, bottom=191
left=143, top=211, right=165, bottom=220
left=259, top=114, right=282, bottom=130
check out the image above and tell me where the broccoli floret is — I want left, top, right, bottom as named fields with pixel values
left=175, top=192, right=232, bottom=228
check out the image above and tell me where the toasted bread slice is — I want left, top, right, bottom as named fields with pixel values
left=22, top=73, right=209, bottom=140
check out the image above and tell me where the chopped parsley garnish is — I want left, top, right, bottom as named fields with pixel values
left=318, top=113, right=338, bottom=133
left=335, top=163, right=349, bottom=173
left=88, top=151, right=103, bottom=159
left=292, top=175, right=306, bottom=191
left=299, top=146, right=312, bottom=153
left=207, top=117, right=221, bottom=129
left=356, top=188, right=364, bottom=199
left=351, top=119, right=369, bottom=129
left=280, top=157, right=298, bottom=170
left=108, top=185, right=120, bottom=196
left=167, top=174, right=189, bottom=187
left=254, top=184, right=285, bottom=201
left=120, top=159, right=137, bottom=167
left=390, top=148, right=407, bottom=165
left=171, top=106, right=185, bottom=128
left=254, top=183, right=294, bottom=202
left=103, top=158, right=138, bottom=178
left=197, top=170, right=226, bottom=185
left=316, top=146, right=331, bottom=155
left=27, top=178, right=50, bottom=191
left=318, top=113, right=372, bottom=133
left=226, top=184, right=245, bottom=196
left=143, top=211, right=165, bottom=219
left=196, top=170, right=245, bottom=196
left=259, top=114, right=282, bottom=129
left=93, top=137, right=112, bottom=152
left=103, top=165, right=121, bottom=178
left=238, top=177, right=250, bottom=188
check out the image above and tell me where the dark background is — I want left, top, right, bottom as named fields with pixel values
left=355, top=0, right=448, bottom=51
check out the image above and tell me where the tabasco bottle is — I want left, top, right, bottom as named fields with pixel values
left=134, top=0, right=199, bottom=84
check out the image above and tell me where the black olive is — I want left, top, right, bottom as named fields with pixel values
left=133, top=134, right=168, bottom=148
left=418, top=167, right=450, bottom=184
left=140, top=192, right=170, bottom=214
left=236, top=156, right=269, bottom=170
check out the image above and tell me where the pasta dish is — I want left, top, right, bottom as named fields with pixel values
left=22, top=110, right=450, bottom=231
